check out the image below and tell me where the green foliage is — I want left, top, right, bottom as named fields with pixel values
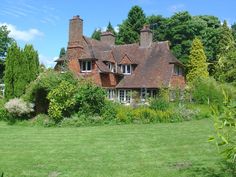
left=4, top=43, right=39, bottom=100
left=31, top=114, right=55, bottom=127
left=191, top=77, right=235, bottom=106
left=132, top=107, right=157, bottom=123
left=107, top=22, right=116, bottom=36
left=59, top=47, right=66, bottom=58
left=187, top=37, right=209, bottom=82
left=117, top=5, right=146, bottom=44
left=211, top=92, right=236, bottom=163
left=23, top=44, right=39, bottom=83
left=149, top=98, right=170, bottom=111
left=192, top=77, right=224, bottom=105
left=75, top=80, right=106, bottom=115
left=0, top=25, right=13, bottom=81
left=47, top=81, right=78, bottom=122
left=24, top=70, right=77, bottom=114
left=91, top=29, right=101, bottom=40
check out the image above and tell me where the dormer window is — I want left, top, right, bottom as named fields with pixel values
left=108, top=62, right=116, bottom=73
left=81, top=60, right=92, bottom=72
left=121, top=64, right=132, bottom=75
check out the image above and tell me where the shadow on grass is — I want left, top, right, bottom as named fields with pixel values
left=186, top=161, right=236, bottom=177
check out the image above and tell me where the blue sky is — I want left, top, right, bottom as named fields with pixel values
left=0, top=0, right=235, bottom=67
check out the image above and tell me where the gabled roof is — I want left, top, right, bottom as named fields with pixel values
left=119, top=54, right=136, bottom=65
left=63, top=34, right=184, bottom=88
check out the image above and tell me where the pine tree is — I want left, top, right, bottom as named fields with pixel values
left=91, top=29, right=101, bottom=40
left=59, top=47, right=66, bottom=58
left=107, top=22, right=116, bottom=35
left=117, top=5, right=146, bottom=44
left=187, top=37, right=209, bottom=83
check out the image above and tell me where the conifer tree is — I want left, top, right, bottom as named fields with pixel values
left=59, top=47, right=66, bottom=58
left=107, top=22, right=116, bottom=35
left=187, top=37, right=209, bottom=82
left=91, top=29, right=101, bottom=40
left=23, top=44, right=39, bottom=83
left=4, top=43, right=22, bottom=99
left=4, top=43, right=39, bottom=99
left=215, top=21, right=235, bottom=81
left=117, top=5, right=146, bottom=44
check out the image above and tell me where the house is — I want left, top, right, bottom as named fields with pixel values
left=55, top=16, right=185, bottom=103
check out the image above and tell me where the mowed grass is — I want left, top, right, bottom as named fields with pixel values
left=0, top=119, right=220, bottom=177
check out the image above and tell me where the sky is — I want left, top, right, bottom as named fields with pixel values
left=0, top=0, right=235, bottom=67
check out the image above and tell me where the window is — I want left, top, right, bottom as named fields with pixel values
left=81, top=60, right=92, bottom=72
left=121, top=64, right=132, bottom=75
left=174, top=65, right=183, bottom=76
left=107, top=89, right=115, bottom=100
left=108, top=62, right=116, bottom=72
left=119, top=89, right=131, bottom=103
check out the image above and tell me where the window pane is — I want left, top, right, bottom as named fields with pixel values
left=119, top=90, right=125, bottom=102
left=122, top=65, right=125, bottom=73
left=126, top=90, right=131, bottom=103
left=87, top=61, right=91, bottom=71
left=82, top=61, right=86, bottom=71
left=127, top=65, right=131, bottom=73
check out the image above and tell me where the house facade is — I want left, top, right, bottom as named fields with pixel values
left=55, top=16, right=185, bottom=103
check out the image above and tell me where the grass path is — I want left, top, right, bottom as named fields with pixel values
left=0, top=119, right=219, bottom=177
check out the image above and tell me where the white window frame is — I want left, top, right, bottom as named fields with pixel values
left=81, top=60, right=92, bottom=72
left=107, top=89, right=115, bottom=100
left=121, top=64, right=132, bottom=75
left=108, top=62, right=115, bottom=73
left=118, top=89, right=131, bottom=103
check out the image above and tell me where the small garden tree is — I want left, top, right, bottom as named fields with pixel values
left=187, top=37, right=209, bottom=83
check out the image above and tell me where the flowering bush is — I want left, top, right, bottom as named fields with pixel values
left=5, top=98, right=34, bottom=118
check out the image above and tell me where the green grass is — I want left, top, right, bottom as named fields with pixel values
left=0, top=119, right=220, bottom=177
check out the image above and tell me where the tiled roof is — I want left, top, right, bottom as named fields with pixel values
left=62, top=35, right=184, bottom=88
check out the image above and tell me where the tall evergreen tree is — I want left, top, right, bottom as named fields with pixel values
left=59, top=47, right=66, bottom=58
left=187, top=38, right=209, bottom=82
left=215, top=20, right=235, bottom=81
left=117, top=5, right=146, bottom=44
left=107, top=22, right=116, bottom=35
left=4, top=43, right=22, bottom=99
left=23, top=44, right=39, bottom=83
left=217, top=21, right=235, bottom=57
left=91, top=29, right=101, bottom=40
left=4, top=43, right=39, bottom=99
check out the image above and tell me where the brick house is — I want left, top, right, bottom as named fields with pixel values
left=55, top=16, right=185, bottom=103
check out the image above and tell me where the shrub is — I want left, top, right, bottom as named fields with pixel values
left=116, top=105, right=133, bottom=123
left=101, top=100, right=119, bottom=121
left=23, top=70, right=78, bottom=114
left=149, top=98, right=170, bottom=111
left=191, top=77, right=224, bottom=105
left=155, top=110, right=178, bottom=123
left=5, top=98, right=34, bottom=118
left=31, top=114, right=55, bottom=127
left=75, top=80, right=106, bottom=115
left=132, top=107, right=157, bottom=123
left=174, top=104, right=200, bottom=121
left=47, top=81, right=78, bottom=122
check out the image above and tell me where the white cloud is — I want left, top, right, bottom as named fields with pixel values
left=169, top=4, right=185, bottom=13
left=0, top=23, right=43, bottom=42
left=39, top=54, right=56, bottom=68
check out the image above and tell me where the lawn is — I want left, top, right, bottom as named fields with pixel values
left=0, top=119, right=220, bottom=177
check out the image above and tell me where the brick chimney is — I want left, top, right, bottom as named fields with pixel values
left=68, top=15, right=83, bottom=47
left=140, top=25, right=153, bottom=47
left=101, top=31, right=115, bottom=46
